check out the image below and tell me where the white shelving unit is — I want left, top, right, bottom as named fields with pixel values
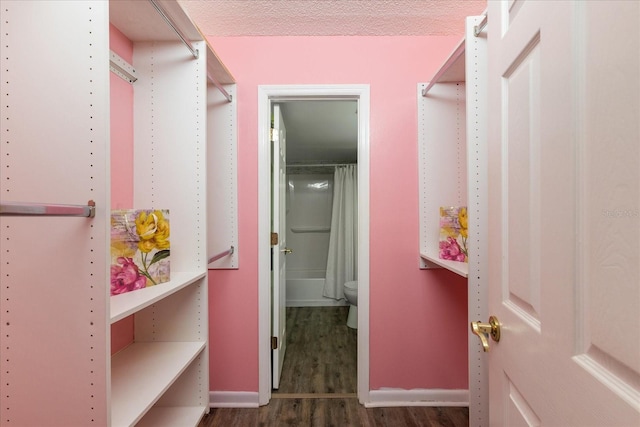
left=418, top=37, right=469, bottom=277
left=0, top=1, right=235, bottom=426
left=206, top=52, right=239, bottom=270
left=417, top=16, right=488, bottom=427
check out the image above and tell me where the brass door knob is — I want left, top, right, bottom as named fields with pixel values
left=471, top=316, right=500, bottom=352
left=281, top=247, right=293, bottom=254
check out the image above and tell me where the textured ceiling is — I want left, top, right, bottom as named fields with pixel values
left=179, top=0, right=487, bottom=37
left=177, top=0, right=487, bottom=164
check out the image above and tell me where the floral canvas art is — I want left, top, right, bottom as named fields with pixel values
left=110, top=209, right=170, bottom=296
left=439, top=206, right=468, bottom=263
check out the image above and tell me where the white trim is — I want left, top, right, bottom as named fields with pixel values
left=366, top=389, right=469, bottom=408
left=286, top=299, right=349, bottom=308
left=257, top=84, right=371, bottom=406
left=209, top=391, right=260, bottom=408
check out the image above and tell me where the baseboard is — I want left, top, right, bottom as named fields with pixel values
left=365, top=388, right=469, bottom=408
left=209, top=391, right=260, bottom=408
left=286, top=299, right=348, bottom=307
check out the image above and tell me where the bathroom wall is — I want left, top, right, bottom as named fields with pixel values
left=206, top=36, right=469, bottom=394
left=285, top=172, right=338, bottom=306
left=286, top=173, right=333, bottom=278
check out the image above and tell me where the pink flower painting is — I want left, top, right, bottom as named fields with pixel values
left=440, top=237, right=466, bottom=262
left=110, top=209, right=170, bottom=296
left=439, top=206, right=468, bottom=263
left=111, top=257, right=147, bottom=295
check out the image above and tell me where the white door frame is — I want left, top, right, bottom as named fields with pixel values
left=257, top=84, right=370, bottom=405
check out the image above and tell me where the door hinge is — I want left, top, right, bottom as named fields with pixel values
left=271, top=128, right=279, bottom=143
left=271, top=232, right=278, bottom=245
left=271, top=336, right=278, bottom=350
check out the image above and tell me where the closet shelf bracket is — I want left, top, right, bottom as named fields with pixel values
left=474, top=14, right=488, bottom=37
left=110, top=50, right=138, bottom=84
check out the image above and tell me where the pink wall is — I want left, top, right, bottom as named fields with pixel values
left=207, top=36, right=469, bottom=393
left=109, top=24, right=135, bottom=355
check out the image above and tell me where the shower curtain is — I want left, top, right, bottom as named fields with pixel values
left=323, top=164, right=358, bottom=300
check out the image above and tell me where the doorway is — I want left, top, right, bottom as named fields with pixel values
left=257, top=85, right=371, bottom=405
left=274, top=99, right=357, bottom=396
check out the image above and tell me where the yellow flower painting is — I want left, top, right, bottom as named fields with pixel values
left=110, top=209, right=171, bottom=295
left=439, top=206, right=468, bottom=263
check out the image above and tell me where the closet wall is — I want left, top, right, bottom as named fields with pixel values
left=1, top=2, right=111, bottom=424
left=206, top=35, right=470, bottom=396
left=0, top=1, right=235, bottom=425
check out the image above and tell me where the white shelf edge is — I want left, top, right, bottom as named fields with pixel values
left=420, top=252, right=469, bottom=278
left=422, top=38, right=467, bottom=96
left=135, top=405, right=207, bottom=427
left=111, top=341, right=206, bottom=427
left=110, top=271, right=206, bottom=323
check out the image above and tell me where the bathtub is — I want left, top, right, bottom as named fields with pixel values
left=286, top=271, right=348, bottom=307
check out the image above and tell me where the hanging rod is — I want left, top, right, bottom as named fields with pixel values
left=287, top=163, right=356, bottom=168
left=208, top=246, right=234, bottom=264
left=148, top=0, right=199, bottom=59
left=207, top=71, right=232, bottom=102
left=474, top=15, right=488, bottom=37
left=0, top=200, right=95, bottom=218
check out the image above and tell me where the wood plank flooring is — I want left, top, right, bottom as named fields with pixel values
left=199, top=307, right=469, bottom=427
left=199, top=399, right=469, bottom=426
left=275, top=306, right=357, bottom=394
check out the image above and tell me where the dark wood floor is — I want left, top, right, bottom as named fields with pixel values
left=199, top=398, right=469, bottom=426
left=275, top=306, right=357, bottom=394
left=199, top=306, right=469, bottom=426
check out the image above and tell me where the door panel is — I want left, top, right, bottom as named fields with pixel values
left=503, top=35, right=541, bottom=330
left=574, top=0, right=640, bottom=407
left=272, top=104, right=287, bottom=389
left=487, top=0, right=640, bottom=425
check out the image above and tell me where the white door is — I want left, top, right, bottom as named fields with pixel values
left=483, top=1, right=640, bottom=425
left=271, top=103, right=289, bottom=389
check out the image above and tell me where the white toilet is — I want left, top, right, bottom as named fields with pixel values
left=343, top=280, right=358, bottom=329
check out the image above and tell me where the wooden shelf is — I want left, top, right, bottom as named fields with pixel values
left=111, top=341, right=206, bottom=427
left=422, top=38, right=466, bottom=95
left=420, top=252, right=468, bottom=278
left=109, top=0, right=201, bottom=42
left=110, top=271, right=206, bottom=323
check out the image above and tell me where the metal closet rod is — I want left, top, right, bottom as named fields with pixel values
left=208, top=245, right=234, bottom=264
left=207, top=71, right=232, bottom=102
left=287, top=162, right=356, bottom=168
left=149, top=0, right=199, bottom=59
left=0, top=200, right=96, bottom=218
left=149, top=0, right=232, bottom=102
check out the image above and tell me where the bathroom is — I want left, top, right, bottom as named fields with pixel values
left=280, top=100, right=358, bottom=314
left=275, top=99, right=359, bottom=393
